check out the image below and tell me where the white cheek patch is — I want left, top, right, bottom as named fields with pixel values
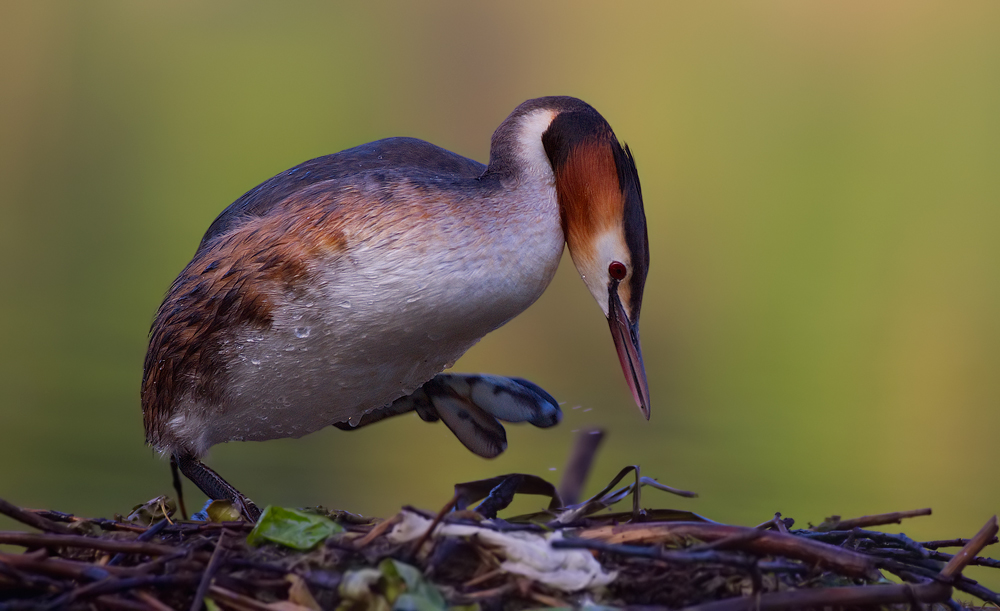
left=572, top=229, right=631, bottom=318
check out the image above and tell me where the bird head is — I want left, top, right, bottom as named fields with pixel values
left=538, top=100, right=652, bottom=419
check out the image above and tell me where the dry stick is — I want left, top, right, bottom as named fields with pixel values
left=22, top=508, right=152, bottom=534
left=353, top=512, right=402, bottom=548
left=0, top=551, right=154, bottom=580
left=813, top=508, right=932, bottom=531
left=109, top=518, right=171, bottom=566
left=680, top=581, right=952, bottom=611
left=0, top=532, right=179, bottom=556
left=190, top=530, right=228, bottom=611
left=683, top=514, right=1000, bottom=611
left=410, top=496, right=457, bottom=557
left=93, top=595, right=155, bottom=611
left=557, top=428, right=605, bottom=506
left=43, top=574, right=201, bottom=610
left=552, top=538, right=808, bottom=574
left=458, top=582, right=518, bottom=600
left=463, top=567, right=505, bottom=588
left=528, top=589, right=570, bottom=608
left=922, top=536, right=999, bottom=550
left=687, top=530, right=765, bottom=553
left=799, top=528, right=930, bottom=558
left=208, top=584, right=277, bottom=611
left=940, top=515, right=999, bottom=580
left=0, top=554, right=63, bottom=592
left=754, top=513, right=791, bottom=534
left=927, top=549, right=1000, bottom=569
left=0, top=498, right=74, bottom=535
left=876, top=545, right=1000, bottom=570
left=134, top=591, right=176, bottom=611
left=576, top=521, right=879, bottom=579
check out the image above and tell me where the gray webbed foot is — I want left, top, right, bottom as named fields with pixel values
left=333, top=374, right=562, bottom=458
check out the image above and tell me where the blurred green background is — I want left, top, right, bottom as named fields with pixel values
left=1, top=0, right=998, bottom=594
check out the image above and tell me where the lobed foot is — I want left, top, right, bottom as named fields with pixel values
left=334, top=373, right=562, bottom=458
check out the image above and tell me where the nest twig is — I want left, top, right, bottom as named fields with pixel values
left=0, top=431, right=996, bottom=610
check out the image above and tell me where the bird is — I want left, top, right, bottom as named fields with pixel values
left=141, top=96, right=651, bottom=521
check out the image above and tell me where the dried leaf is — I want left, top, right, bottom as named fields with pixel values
left=286, top=574, right=322, bottom=611
left=453, top=473, right=561, bottom=518
left=206, top=500, right=243, bottom=523
left=123, top=495, right=175, bottom=526
left=552, top=466, right=698, bottom=524
left=267, top=603, right=317, bottom=611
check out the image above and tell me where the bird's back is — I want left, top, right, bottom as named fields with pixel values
left=199, top=137, right=488, bottom=249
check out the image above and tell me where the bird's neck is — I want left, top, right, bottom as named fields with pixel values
left=484, top=108, right=559, bottom=186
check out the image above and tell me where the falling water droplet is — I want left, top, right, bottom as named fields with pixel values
left=294, top=327, right=311, bottom=338
left=348, top=414, right=362, bottom=427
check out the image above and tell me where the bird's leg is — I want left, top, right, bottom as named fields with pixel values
left=169, top=455, right=189, bottom=520
left=173, top=453, right=262, bottom=522
left=334, top=374, right=562, bottom=459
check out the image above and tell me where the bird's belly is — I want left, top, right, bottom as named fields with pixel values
left=209, top=316, right=479, bottom=448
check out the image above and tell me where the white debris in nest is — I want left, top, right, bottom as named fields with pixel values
left=388, top=509, right=617, bottom=592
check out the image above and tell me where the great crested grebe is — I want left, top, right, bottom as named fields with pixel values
left=142, top=96, right=650, bottom=520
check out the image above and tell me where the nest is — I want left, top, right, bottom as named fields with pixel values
left=1, top=432, right=997, bottom=610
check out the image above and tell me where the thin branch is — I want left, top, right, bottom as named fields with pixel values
left=42, top=575, right=201, bottom=610
left=207, top=584, right=280, bottom=611
left=922, top=536, right=999, bottom=550
left=679, top=581, right=951, bottom=611
left=0, top=532, right=179, bottom=556
left=190, top=529, right=228, bottom=611
left=576, top=521, right=879, bottom=579
left=927, top=549, right=1000, bottom=570
left=552, top=538, right=809, bottom=574
left=796, top=528, right=929, bottom=557
left=0, top=498, right=74, bottom=535
left=109, top=518, right=171, bottom=566
left=811, top=508, right=932, bottom=531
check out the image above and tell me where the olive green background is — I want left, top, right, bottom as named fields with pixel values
left=1, top=1, right=998, bottom=595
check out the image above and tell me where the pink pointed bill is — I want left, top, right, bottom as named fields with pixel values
left=608, top=289, right=651, bottom=419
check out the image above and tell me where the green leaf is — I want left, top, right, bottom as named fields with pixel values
left=377, top=559, right=447, bottom=611
left=393, top=593, right=447, bottom=611
left=247, top=505, right=343, bottom=550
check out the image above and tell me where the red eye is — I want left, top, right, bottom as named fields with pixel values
left=608, top=261, right=627, bottom=280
